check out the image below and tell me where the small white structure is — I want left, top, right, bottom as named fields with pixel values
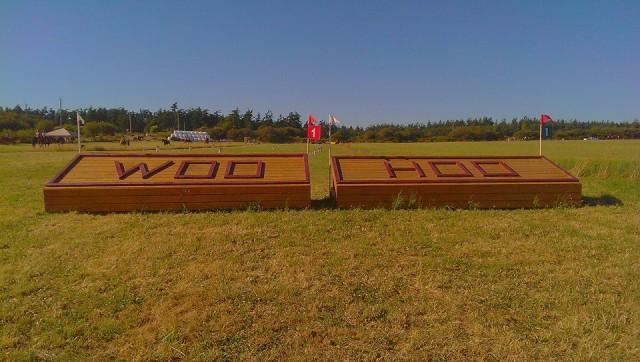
left=169, top=130, right=210, bottom=142
left=45, top=128, right=77, bottom=138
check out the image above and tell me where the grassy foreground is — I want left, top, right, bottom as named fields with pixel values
left=0, top=140, right=639, bottom=360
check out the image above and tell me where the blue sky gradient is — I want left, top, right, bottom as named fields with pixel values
left=1, top=1, right=638, bottom=125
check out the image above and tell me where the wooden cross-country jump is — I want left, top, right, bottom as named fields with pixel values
left=44, top=153, right=310, bottom=212
left=330, top=155, right=581, bottom=209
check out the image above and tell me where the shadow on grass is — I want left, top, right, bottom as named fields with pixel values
left=310, top=196, right=337, bottom=210
left=51, top=196, right=621, bottom=214
left=582, top=194, right=623, bottom=207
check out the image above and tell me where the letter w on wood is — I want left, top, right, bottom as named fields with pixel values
left=114, top=161, right=174, bottom=180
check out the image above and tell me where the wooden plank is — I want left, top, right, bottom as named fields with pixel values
left=45, top=193, right=310, bottom=205
left=334, top=183, right=581, bottom=196
left=45, top=199, right=310, bottom=213
left=44, top=185, right=309, bottom=197
left=335, top=192, right=582, bottom=203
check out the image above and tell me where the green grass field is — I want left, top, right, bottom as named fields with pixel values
left=1, top=140, right=639, bottom=360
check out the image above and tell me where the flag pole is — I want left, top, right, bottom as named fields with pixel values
left=327, top=115, right=341, bottom=198
left=328, top=120, right=332, bottom=194
left=539, top=121, right=542, bottom=156
left=539, top=115, right=551, bottom=156
left=77, top=112, right=81, bottom=154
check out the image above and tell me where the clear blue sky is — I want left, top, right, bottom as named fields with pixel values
left=1, top=1, right=638, bottom=125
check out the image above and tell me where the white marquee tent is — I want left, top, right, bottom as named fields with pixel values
left=45, top=128, right=77, bottom=138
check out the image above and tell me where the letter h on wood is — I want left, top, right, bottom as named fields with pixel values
left=384, top=160, right=426, bottom=178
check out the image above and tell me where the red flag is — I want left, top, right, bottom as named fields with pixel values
left=308, top=114, right=316, bottom=125
left=541, top=114, right=552, bottom=124
left=307, top=125, right=321, bottom=140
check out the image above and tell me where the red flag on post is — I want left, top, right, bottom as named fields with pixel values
left=539, top=114, right=552, bottom=156
left=307, top=114, right=321, bottom=140
left=307, top=125, right=321, bottom=140
left=540, top=114, right=552, bottom=124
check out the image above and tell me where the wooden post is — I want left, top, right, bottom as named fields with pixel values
left=539, top=122, right=542, bottom=156
left=77, top=112, right=81, bottom=154
left=328, top=122, right=332, bottom=195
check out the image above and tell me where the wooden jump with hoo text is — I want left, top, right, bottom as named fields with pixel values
left=331, top=156, right=581, bottom=209
left=44, top=153, right=310, bottom=212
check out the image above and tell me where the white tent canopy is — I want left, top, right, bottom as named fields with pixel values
left=45, top=128, right=77, bottom=138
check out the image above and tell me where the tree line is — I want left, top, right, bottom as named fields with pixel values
left=1, top=104, right=638, bottom=144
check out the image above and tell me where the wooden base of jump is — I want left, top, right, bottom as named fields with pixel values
left=331, top=156, right=581, bottom=209
left=45, top=153, right=310, bottom=212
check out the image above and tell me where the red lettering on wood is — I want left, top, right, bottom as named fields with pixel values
left=427, top=161, right=473, bottom=177
left=470, top=161, right=520, bottom=177
left=114, top=161, right=174, bottom=180
left=384, top=161, right=426, bottom=178
left=224, top=161, right=264, bottom=179
left=174, top=161, right=219, bottom=179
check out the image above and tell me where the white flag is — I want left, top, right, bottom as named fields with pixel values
left=77, top=112, right=85, bottom=125
left=328, top=114, right=341, bottom=125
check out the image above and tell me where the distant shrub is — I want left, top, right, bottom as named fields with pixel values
left=15, top=129, right=35, bottom=143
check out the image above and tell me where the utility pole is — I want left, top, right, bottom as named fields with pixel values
left=129, top=113, right=132, bottom=136
left=59, top=98, right=62, bottom=127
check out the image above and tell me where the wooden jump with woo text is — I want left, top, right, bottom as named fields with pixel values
left=331, top=156, right=581, bottom=209
left=44, top=153, right=310, bottom=212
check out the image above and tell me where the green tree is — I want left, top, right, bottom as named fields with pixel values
left=261, top=110, right=274, bottom=127
left=34, top=120, right=55, bottom=132
left=241, top=110, right=253, bottom=129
